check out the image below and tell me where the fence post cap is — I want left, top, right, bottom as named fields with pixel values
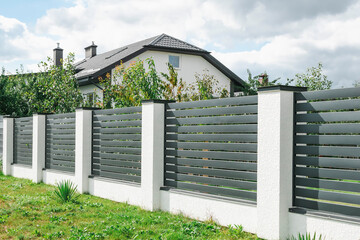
left=76, top=107, right=101, bottom=110
left=258, top=85, right=308, bottom=92
left=141, top=99, right=176, bottom=104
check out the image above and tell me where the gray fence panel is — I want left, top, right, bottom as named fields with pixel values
left=165, top=95, right=258, bottom=201
left=13, top=117, right=33, bottom=166
left=294, top=87, right=360, bottom=218
left=46, top=113, right=76, bottom=172
left=92, top=107, right=142, bottom=183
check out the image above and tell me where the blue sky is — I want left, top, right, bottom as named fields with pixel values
left=1, top=0, right=360, bottom=88
left=0, top=0, right=73, bottom=26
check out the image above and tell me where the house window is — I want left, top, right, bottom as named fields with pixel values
left=85, top=92, right=94, bottom=105
left=169, top=55, right=180, bottom=68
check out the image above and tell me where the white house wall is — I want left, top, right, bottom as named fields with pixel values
left=79, top=83, right=104, bottom=102
left=111, top=50, right=232, bottom=95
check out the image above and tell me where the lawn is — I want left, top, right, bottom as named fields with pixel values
left=0, top=173, right=260, bottom=239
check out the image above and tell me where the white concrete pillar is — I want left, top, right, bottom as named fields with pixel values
left=2, top=117, right=14, bottom=175
left=32, top=114, right=46, bottom=183
left=257, top=86, right=307, bottom=240
left=75, top=108, right=93, bottom=193
left=141, top=100, right=169, bottom=211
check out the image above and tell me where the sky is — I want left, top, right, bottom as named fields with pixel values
left=1, top=0, right=360, bottom=88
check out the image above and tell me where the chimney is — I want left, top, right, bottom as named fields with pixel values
left=259, top=73, right=268, bottom=86
left=85, top=41, right=97, bottom=58
left=53, top=43, right=63, bottom=67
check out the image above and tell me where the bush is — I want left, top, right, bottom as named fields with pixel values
left=53, top=180, right=79, bottom=203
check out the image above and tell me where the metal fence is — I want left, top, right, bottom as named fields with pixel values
left=293, top=87, right=360, bottom=217
left=46, top=113, right=76, bottom=172
left=92, top=107, right=142, bottom=183
left=164, top=96, right=258, bottom=201
left=0, top=115, right=3, bottom=156
left=13, top=117, right=33, bottom=166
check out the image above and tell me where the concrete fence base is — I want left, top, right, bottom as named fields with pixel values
left=2, top=91, right=360, bottom=240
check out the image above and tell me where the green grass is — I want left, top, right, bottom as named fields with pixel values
left=0, top=174, right=260, bottom=239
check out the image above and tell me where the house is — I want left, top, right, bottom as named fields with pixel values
left=53, top=34, right=246, bottom=101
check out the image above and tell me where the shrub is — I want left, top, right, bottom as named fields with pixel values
left=288, top=233, right=323, bottom=240
left=53, top=180, right=79, bottom=203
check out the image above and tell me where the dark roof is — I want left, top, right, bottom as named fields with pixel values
left=75, top=34, right=245, bottom=87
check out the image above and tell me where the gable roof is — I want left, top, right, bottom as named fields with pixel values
left=75, top=34, right=245, bottom=88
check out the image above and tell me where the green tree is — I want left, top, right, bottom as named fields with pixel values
left=161, top=63, right=186, bottom=102
left=186, top=69, right=229, bottom=101
left=18, top=53, right=83, bottom=115
left=0, top=68, right=28, bottom=117
left=286, top=63, right=332, bottom=91
left=99, top=58, right=164, bottom=108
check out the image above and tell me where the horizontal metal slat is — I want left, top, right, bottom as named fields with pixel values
left=166, top=149, right=257, bottom=161
left=295, top=156, right=360, bottom=169
left=166, top=114, right=257, bottom=125
left=165, top=172, right=257, bottom=190
left=93, top=113, right=141, bottom=122
left=294, top=198, right=360, bottom=217
left=296, top=99, right=360, bottom=112
left=47, top=113, right=75, bottom=119
left=47, top=118, right=75, bottom=124
left=48, top=144, right=75, bottom=150
left=93, top=146, right=141, bottom=154
left=295, top=166, right=360, bottom=181
left=295, top=135, right=360, bottom=145
left=100, top=165, right=140, bottom=175
left=93, top=127, right=141, bottom=134
left=14, top=160, right=32, bottom=166
left=46, top=153, right=74, bottom=161
left=15, top=116, right=33, bottom=122
left=166, top=125, right=257, bottom=133
left=93, top=140, right=141, bottom=148
left=295, top=145, right=360, bottom=158
left=165, top=157, right=257, bottom=171
left=93, top=158, right=141, bottom=168
left=296, top=123, right=360, bottom=134
left=165, top=180, right=256, bottom=200
left=92, top=152, right=141, bottom=161
left=295, top=187, right=360, bottom=205
left=46, top=134, right=75, bottom=140
left=295, top=177, right=360, bottom=193
left=50, top=159, right=75, bottom=167
left=296, top=111, right=360, bottom=123
left=167, top=95, right=258, bottom=109
left=165, top=141, right=257, bottom=152
left=46, top=129, right=75, bottom=134
left=46, top=149, right=75, bottom=156
left=93, top=121, right=141, bottom=128
left=165, top=165, right=257, bottom=181
left=295, top=87, right=360, bottom=101
left=98, top=171, right=141, bottom=182
left=14, top=156, right=32, bottom=163
left=93, top=134, right=141, bottom=140
left=167, top=105, right=258, bottom=118
left=93, top=106, right=142, bottom=115
left=46, top=139, right=75, bottom=145
left=47, top=164, right=74, bottom=172
left=46, top=124, right=75, bottom=129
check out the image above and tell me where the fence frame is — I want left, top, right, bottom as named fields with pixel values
left=2, top=87, right=360, bottom=240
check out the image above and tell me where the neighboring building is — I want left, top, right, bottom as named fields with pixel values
left=53, top=34, right=246, bottom=101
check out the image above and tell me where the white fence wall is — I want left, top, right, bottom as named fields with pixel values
left=2, top=88, right=360, bottom=240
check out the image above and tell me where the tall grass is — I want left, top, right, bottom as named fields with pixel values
left=53, top=180, right=79, bottom=203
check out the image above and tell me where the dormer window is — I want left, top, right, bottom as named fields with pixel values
left=169, top=55, right=180, bottom=68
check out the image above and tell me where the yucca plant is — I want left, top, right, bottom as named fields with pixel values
left=53, top=180, right=79, bottom=203
left=288, top=233, right=323, bottom=240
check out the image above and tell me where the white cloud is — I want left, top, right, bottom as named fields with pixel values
left=1, top=0, right=360, bottom=87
